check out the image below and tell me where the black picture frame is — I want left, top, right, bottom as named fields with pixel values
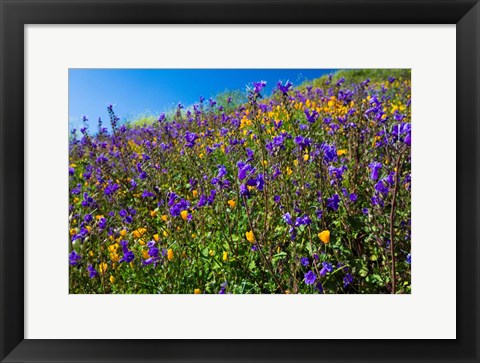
left=1, top=0, right=479, bottom=362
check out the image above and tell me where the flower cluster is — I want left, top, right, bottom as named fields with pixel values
left=69, top=70, right=411, bottom=294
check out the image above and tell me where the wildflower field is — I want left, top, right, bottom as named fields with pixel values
left=69, top=69, right=411, bottom=294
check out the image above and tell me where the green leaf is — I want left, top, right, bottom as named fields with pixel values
left=272, top=252, right=287, bottom=261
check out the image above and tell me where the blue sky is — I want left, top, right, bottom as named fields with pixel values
left=69, top=69, right=336, bottom=131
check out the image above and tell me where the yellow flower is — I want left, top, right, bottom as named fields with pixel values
left=133, top=228, right=147, bottom=239
left=192, top=190, right=198, bottom=198
left=85, top=226, right=92, bottom=233
left=98, top=262, right=108, bottom=274
left=95, top=215, right=104, bottom=220
left=163, top=230, right=169, bottom=237
left=228, top=199, right=236, bottom=208
left=194, top=289, right=201, bottom=294
left=69, top=228, right=77, bottom=236
left=209, top=249, right=215, bottom=256
left=142, top=250, right=150, bottom=259
left=303, top=153, right=309, bottom=162
left=161, top=214, right=168, bottom=222
left=167, top=248, right=174, bottom=261
left=153, top=234, right=159, bottom=242
left=138, top=239, right=145, bottom=245
left=109, top=275, right=115, bottom=284
left=293, top=160, right=299, bottom=167
left=110, top=253, right=119, bottom=262
left=119, top=229, right=127, bottom=237
left=180, top=210, right=189, bottom=221
left=245, top=230, right=255, bottom=244
left=89, top=251, right=94, bottom=257
left=337, top=149, right=347, bottom=156
left=223, top=251, right=228, bottom=261
left=150, top=210, right=157, bottom=218
left=286, top=167, right=293, bottom=176
left=318, top=230, right=331, bottom=244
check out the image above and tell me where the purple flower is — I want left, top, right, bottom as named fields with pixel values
left=185, top=131, right=198, bottom=147
left=240, top=184, right=250, bottom=198
left=148, top=246, right=160, bottom=258
left=69, top=251, right=81, bottom=266
left=406, top=253, right=411, bottom=264
left=282, top=212, right=293, bottom=225
left=170, top=199, right=190, bottom=216
left=197, top=194, right=207, bottom=208
left=371, top=194, right=384, bottom=207
left=301, top=257, right=309, bottom=267
left=404, top=131, right=411, bottom=146
left=84, top=214, right=93, bottom=223
left=289, top=227, right=297, bottom=241
left=295, top=214, right=312, bottom=226
left=71, top=184, right=81, bottom=195
left=304, top=109, right=319, bottom=123
left=328, top=165, right=347, bottom=182
left=98, top=217, right=107, bottom=229
left=119, top=240, right=135, bottom=263
left=217, top=164, right=227, bottom=178
left=369, top=162, right=382, bottom=180
left=168, top=192, right=178, bottom=207
left=87, top=264, right=98, bottom=278
left=375, top=180, right=389, bottom=195
left=219, top=281, right=228, bottom=294
left=142, top=190, right=155, bottom=199
left=277, top=80, right=293, bottom=94
left=349, top=193, right=358, bottom=202
left=253, top=81, right=267, bottom=93
left=207, top=190, right=216, bottom=205
left=304, top=270, right=317, bottom=285
left=321, top=143, right=337, bottom=163
left=343, top=273, right=354, bottom=287
left=130, top=179, right=137, bottom=189
left=320, top=261, right=333, bottom=276
left=294, top=135, right=311, bottom=149
left=327, top=194, right=340, bottom=211
left=237, top=161, right=254, bottom=181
